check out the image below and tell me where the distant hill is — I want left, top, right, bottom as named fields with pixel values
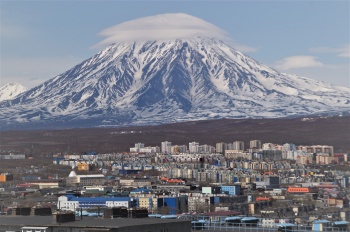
left=1, top=116, right=349, bottom=155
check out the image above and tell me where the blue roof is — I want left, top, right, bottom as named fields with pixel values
left=130, top=188, right=153, bottom=194
left=276, top=223, right=296, bottom=227
left=313, top=220, right=330, bottom=224
left=64, top=194, right=76, bottom=200
left=333, top=221, right=349, bottom=225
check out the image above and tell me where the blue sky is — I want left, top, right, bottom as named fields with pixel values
left=1, top=0, right=349, bottom=88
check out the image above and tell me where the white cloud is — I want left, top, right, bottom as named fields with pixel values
left=94, top=13, right=256, bottom=53
left=275, top=56, right=324, bottom=70
left=0, top=56, right=82, bottom=89
left=95, top=13, right=230, bottom=48
left=309, top=44, right=350, bottom=58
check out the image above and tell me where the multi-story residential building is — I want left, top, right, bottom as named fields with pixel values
left=157, top=196, right=188, bottom=214
left=170, top=145, right=187, bottom=153
left=250, top=140, right=262, bottom=149
left=188, top=195, right=214, bottom=213
left=216, top=142, right=227, bottom=154
left=198, top=172, right=209, bottom=182
left=297, top=145, right=334, bottom=155
left=225, top=151, right=252, bottom=160
left=262, top=143, right=283, bottom=151
left=232, top=141, right=244, bottom=151
left=282, top=143, right=296, bottom=158
left=189, top=142, right=199, bottom=153
left=221, top=185, right=241, bottom=195
left=316, top=153, right=332, bottom=165
left=137, top=196, right=158, bottom=212
left=296, top=153, right=313, bottom=165
left=226, top=143, right=234, bottom=150
left=161, top=141, right=172, bottom=153
left=253, top=150, right=282, bottom=161
left=198, top=144, right=215, bottom=154
left=130, top=143, right=145, bottom=152
left=139, top=146, right=159, bottom=153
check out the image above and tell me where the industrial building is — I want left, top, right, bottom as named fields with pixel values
left=65, top=170, right=105, bottom=186
left=58, top=195, right=137, bottom=211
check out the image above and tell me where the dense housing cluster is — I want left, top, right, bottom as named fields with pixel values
left=0, top=139, right=349, bottom=231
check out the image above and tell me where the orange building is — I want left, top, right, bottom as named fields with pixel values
left=160, top=177, right=184, bottom=184
left=78, top=163, right=89, bottom=171
left=0, top=173, right=13, bottom=182
left=288, top=187, right=309, bottom=193
left=167, top=179, right=185, bottom=184
left=287, top=186, right=318, bottom=193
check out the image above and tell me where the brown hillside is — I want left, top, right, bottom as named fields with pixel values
left=0, top=116, right=349, bottom=155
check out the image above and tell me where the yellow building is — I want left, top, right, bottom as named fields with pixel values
left=138, top=197, right=158, bottom=212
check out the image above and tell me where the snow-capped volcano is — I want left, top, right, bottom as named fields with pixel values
left=0, top=14, right=349, bottom=130
left=0, top=83, right=27, bottom=101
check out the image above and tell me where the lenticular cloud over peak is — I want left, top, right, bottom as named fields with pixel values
left=95, top=13, right=231, bottom=48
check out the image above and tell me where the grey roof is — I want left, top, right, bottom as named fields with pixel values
left=0, top=216, right=191, bottom=228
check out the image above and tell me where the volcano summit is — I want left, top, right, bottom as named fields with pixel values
left=0, top=13, right=349, bottom=130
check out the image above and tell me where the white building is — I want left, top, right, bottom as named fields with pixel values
left=161, top=141, right=172, bottom=153
left=198, top=144, right=215, bottom=154
left=139, top=146, right=159, bottom=153
left=66, top=171, right=105, bottom=186
left=250, top=140, right=262, bottom=149
left=57, top=195, right=133, bottom=211
left=130, top=143, right=145, bottom=152
left=233, top=141, right=244, bottom=151
left=282, top=143, right=296, bottom=159
left=215, top=142, right=226, bottom=154
left=189, top=142, right=199, bottom=153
